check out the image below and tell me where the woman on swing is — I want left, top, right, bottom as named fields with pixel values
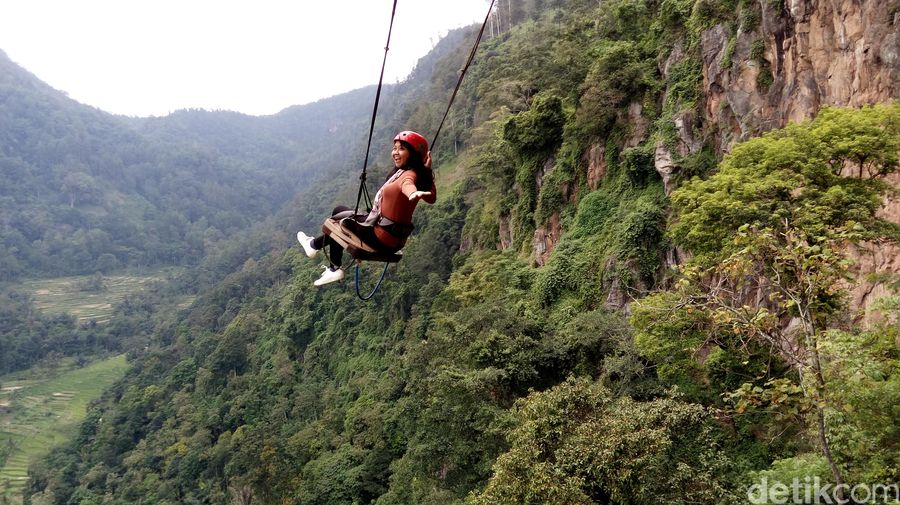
left=297, top=130, right=436, bottom=286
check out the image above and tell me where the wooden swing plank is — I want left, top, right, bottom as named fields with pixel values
left=322, top=218, right=403, bottom=263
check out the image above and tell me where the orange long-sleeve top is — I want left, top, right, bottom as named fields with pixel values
left=374, top=169, right=436, bottom=248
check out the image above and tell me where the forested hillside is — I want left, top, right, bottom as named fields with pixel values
left=21, top=0, right=900, bottom=504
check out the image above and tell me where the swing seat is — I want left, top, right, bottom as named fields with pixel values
left=322, top=218, right=403, bottom=263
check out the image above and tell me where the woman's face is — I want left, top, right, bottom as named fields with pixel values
left=392, top=141, right=411, bottom=168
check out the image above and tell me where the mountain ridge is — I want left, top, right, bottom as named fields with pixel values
left=0, top=48, right=378, bottom=279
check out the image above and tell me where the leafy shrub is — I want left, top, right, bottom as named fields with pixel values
left=657, top=0, right=695, bottom=28
left=621, top=144, right=658, bottom=186
left=535, top=135, right=581, bottom=224
left=533, top=242, right=580, bottom=306
left=499, top=93, right=568, bottom=248
left=721, top=36, right=738, bottom=69
left=468, top=377, right=740, bottom=504
left=502, top=93, right=566, bottom=158
left=665, top=58, right=703, bottom=111
left=616, top=194, right=667, bottom=282
left=741, top=3, right=761, bottom=32
left=822, top=323, right=900, bottom=485
left=678, top=147, right=718, bottom=179
left=576, top=41, right=658, bottom=135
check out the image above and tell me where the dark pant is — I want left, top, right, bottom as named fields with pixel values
left=313, top=206, right=390, bottom=267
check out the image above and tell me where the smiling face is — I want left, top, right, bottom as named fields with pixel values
left=392, top=140, right=411, bottom=169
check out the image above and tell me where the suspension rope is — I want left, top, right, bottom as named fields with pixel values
left=347, top=0, right=496, bottom=301
left=355, top=0, right=399, bottom=215
left=430, top=0, right=496, bottom=151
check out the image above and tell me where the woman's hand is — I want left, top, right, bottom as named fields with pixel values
left=409, top=190, right=433, bottom=202
left=424, top=150, right=432, bottom=170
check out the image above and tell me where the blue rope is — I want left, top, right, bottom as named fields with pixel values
left=355, top=262, right=390, bottom=300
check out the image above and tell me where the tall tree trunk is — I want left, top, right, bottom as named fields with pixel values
left=810, top=347, right=845, bottom=499
left=802, top=312, right=845, bottom=500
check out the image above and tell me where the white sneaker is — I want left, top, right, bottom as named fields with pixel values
left=297, top=231, right=318, bottom=258
left=314, top=266, right=345, bottom=286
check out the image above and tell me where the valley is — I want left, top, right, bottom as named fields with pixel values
left=19, top=268, right=187, bottom=324
left=0, top=270, right=178, bottom=503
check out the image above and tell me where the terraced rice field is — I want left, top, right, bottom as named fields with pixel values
left=0, top=355, right=130, bottom=503
left=18, top=268, right=183, bottom=323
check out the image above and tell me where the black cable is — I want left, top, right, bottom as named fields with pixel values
left=430, top=0, right=496, bottom=151
left=355, top=0, right=399, bottom=215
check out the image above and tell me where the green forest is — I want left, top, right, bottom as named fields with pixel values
left=2, top=0, right=898, bottom=504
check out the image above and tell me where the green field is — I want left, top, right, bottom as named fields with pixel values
left=0, top=355, right=130, bottom=503
left=0, top=270, right=182, bottom=502
left=18, top=268, right=184, bottom=323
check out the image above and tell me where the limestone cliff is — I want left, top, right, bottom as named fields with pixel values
left=701, top=0, right=900, bottom=148
left=650, top=0, right=899, bottom=318
left=524, top=0, right=897, bottom=314
left=694, top=0, right=899, bottom=321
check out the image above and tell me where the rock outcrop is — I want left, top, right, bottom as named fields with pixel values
left=704, top=0, right=899, bottom=145
left=532, top=212, right=561, bottom=266
left=585, top=143, right=607, bottom=190
left=697, top=0, right=899, bottom=321
left=540, top=0, right=898, bottom=316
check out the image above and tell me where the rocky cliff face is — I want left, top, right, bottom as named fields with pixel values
left=701, top=0, right=900, bottom=149
left=851, top=171, right=900, bottom=322
left=690, top=0, right=899, bottom=320
left=555, top=0, right=900, bottom=312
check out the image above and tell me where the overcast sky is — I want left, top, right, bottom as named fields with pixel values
left=0, top=0, right=492, bottom=117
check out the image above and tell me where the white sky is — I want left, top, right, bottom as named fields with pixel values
left=0, top=0, right=492, bottom=117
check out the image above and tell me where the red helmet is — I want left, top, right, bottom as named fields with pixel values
left=394, top=131, right=428, bottom=160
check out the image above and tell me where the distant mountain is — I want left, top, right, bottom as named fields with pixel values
left=0, top=49, right=377, bottom=280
